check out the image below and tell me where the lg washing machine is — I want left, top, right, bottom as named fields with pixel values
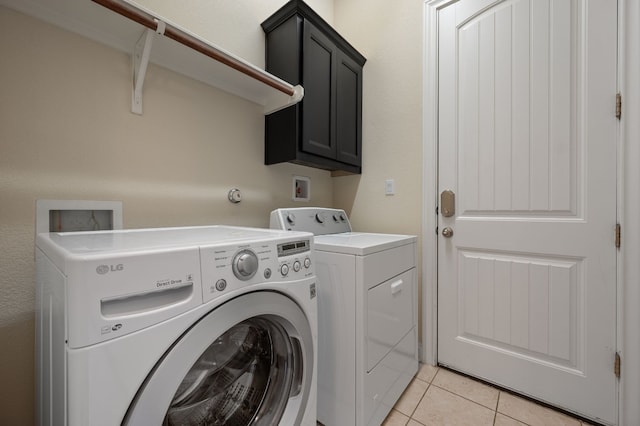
left=35, top=225, right=317, bottom=425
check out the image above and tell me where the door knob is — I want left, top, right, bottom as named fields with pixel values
left=441, top=227, right=454, bottom=238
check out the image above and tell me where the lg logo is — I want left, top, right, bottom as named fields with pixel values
left=96, top=264, right=124, bottom=275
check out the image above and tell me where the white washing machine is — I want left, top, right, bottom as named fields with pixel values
left=270, top=208, right=418, bottom=425
left=35, top=225, right=317, bottom=425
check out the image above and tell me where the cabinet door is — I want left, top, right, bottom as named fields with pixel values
left=336, top=51, right=362, bottom=166
left=302, top=21, right=337, bottom=159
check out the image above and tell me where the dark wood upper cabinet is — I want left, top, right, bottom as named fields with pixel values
left=262, top=0, right=366, bottom=174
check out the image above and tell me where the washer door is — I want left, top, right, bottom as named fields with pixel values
left=124, top=291, right=314, bottom=425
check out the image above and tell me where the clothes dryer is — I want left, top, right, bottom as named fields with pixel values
left=270, top=208, right=418, bottom=425
left=36, top=225, right=317, bottom=425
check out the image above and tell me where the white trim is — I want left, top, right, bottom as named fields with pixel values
left=421, top=0, right=640, bottom=423
left=421, top=0, right=457, bottom=366
left=421, top=0, right=440, bottom=366
left=620, top=0, right=640, bottom=424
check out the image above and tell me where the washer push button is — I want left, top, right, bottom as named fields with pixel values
left=293, top=260, right=301, bottom=272
left=280, top=263, right=289, bottom=276
left=215, top=279, right=227, bottom=291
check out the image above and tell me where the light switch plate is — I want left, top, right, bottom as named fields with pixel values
left=385, top=179, right=395, bottom=195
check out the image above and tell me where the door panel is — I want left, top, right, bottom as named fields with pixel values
left=437, top=0, right=617, bottom=423
left=457, top=250, right=579, bottom=367
left=458, top=0, right=577, bottom=217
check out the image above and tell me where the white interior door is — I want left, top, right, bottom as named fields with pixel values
left=436, top=0, right=618, bottom=424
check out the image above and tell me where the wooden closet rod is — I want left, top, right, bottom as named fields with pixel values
left=92, top=0, right=295, bottom=96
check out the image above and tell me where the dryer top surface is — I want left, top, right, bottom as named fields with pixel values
left=314, top=232, right=416, bottom=256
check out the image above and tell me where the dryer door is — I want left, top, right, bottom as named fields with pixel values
left=124, top=291, right=314, bottom=426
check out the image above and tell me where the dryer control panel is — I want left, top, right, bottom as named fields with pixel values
left=270, top=207, right=352, bottom=235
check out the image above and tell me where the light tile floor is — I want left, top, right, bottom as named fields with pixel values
left=383, top=364, right=595, bottom=426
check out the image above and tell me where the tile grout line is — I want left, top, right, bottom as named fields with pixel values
left=406, top=367, right=441, bottom=424
left=429, top=382, right=499, bottom=413
left=390, top=365, right=591, bottom=426
left=493, top=390, right=500, bottom=426
left=407, top=366, right=500, bottom=425
left=407, top=381, right=498, bottom=425
left=494, top=390, right=536, bottom=426
left=407, top=380, right=431, bottom=420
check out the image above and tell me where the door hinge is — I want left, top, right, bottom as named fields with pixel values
left=614, top=352, right=621, bottom=378
left=615, top=223, right=621, bottom=248
left=616, top=93, right=622, bottom=120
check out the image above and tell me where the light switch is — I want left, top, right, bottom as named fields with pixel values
left=385, top=179, right=395, bottom=195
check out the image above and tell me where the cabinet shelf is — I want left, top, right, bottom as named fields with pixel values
left=1, top=0, right=303, bottom=114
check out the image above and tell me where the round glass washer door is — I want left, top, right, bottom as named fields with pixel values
left=124, top=291, right=314, bottom=426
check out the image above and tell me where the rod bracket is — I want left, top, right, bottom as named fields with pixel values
left=131, top=27, right=156, bottom=115
left=263, top=84, right=305, bottom=114
left=154, top=18, right=166, bottom=35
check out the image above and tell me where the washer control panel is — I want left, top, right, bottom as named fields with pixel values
left=277, top=239, right=312, bottom=278
left=270, top=207, right=352, bottom=235
left=200, top=235, right=313, bottom=303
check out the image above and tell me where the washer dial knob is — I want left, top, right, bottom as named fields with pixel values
left=232, top=249, right=259, bottom=280
left=315, top=213, right=325, bottom=223
left=286, top=213, right=296, bottom=225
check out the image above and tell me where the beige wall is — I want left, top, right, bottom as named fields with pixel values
left=133, top=0, right=334, bottom=66
left=0, top=1, right=333, bottom=423
left=332, top=1, right=423, bottom=236
left=332, top=1, right=424, bottom=333
left=0, top=0, right=424, bottom=423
